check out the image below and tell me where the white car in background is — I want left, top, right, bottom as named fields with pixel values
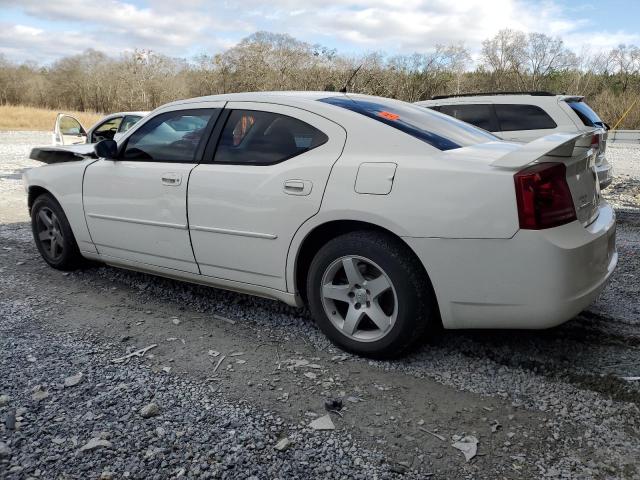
left=417, top=92, right=613, bottom=189
left=24, top=92, right=617, bottom=357
left=53, top=111, right=148, bottom=146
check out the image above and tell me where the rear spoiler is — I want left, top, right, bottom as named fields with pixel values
left=30, top=144, right=97, bottom=164
left=491, top=132, right=595, bottom=169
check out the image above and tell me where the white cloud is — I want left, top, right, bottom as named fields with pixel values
left=0, top=0, right=252, bottom=62
left=244, top=0, right=582, bottom=51
left=0, top=0, right=637, bottom=63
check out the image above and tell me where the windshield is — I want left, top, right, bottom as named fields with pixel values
left=566, top=99, right=605, bottom=128
left=318, top=96, right=497, bottom=150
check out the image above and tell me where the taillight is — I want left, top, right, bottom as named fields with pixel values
left=591, top=134, right=600, bottom=149
left=514, top=163, right=577, bottom=230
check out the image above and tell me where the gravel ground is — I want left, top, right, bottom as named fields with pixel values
left=1, top=132, right=639, bottom=479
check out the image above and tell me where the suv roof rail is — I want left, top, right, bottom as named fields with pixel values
left=431, top=91, right=557, bottom=100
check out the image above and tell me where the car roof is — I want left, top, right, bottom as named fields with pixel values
left=417, top=94, right=583, bottom=106
left=109, top=111, right=149, bottom=117
left=87, top=111, right=149, bottom=131
left=162, top=91, right=410, bottom=110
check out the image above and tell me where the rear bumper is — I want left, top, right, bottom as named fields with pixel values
left=596, top=154, right=613, bottom=189
left=404, top=202, right=617, bottom=329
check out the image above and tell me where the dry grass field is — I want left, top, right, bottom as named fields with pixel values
left=0, top=105, right=103, bottom=131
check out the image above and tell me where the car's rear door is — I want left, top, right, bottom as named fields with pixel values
left=493, top=104, right=558, bottom=141
left=113, top=115, right=144, bottom=142
left=83, top=104, right=223, bottom=273
left=188, top=102, right=346, bottom=291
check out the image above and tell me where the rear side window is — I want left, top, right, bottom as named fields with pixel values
left=122, top=109, right=216, bottom=162
left=438, top=104, right=499, bottom=132
left=119, top=115, right=143, bottom=133
left=565, top=100, right=604, bottom=128
left=495, top=104, right=557, bottom=131
left=214, top=110, right=328, bottom=165
left=319, top=96, right=496, bottom=150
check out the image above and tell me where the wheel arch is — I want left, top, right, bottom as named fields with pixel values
left=26, top=175, right=97, bottom=254
left=291, top=219, right=440, bottom=322
left=27, top=185, right=56, bottom=213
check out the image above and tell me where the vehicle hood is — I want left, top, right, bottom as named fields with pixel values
left=30, top=143, right=97, bottom=164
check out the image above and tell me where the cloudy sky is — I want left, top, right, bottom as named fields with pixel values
left=0, top=0, right=638, bottom=64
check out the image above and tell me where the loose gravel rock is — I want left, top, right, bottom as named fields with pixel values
left=64, top=373, right=84, bottom=388
left=140, top=402, right=161, bottom=419
left=0, top=302, right=416, bottom=479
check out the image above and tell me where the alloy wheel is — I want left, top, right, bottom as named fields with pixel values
left=320, top=255, right=398, bottom=342
left=35, top=207, right=65, bottom=261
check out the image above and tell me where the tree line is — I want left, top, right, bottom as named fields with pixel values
left=1, top=30, right=639, bottom=128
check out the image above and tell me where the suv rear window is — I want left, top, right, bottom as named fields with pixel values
left=565, top=100, right=604, bottom=128
left=319, top=96, right=496, bottom=150
left=494, top=104, right=557, bottom=131
left=437, top=104, right=499, bottom=132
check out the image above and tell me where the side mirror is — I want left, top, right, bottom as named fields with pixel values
left=94, top=139, right=118, bottom=159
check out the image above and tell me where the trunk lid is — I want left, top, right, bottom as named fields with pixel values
left=492, top=132, right=601, bottom=227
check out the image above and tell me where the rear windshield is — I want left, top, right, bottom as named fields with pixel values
left=566, top=100, right=604, bottom=128
left=318, top=96, right=497, bottom=150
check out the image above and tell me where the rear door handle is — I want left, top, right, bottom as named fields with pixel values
left=161, top=173, right=182, bottom=186
left=283, top=179, right=312, bottom=196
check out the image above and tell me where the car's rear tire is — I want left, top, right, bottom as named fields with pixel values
left=31, top=193, right=83, bottom=271
left=306, top=230, right=437, bottom=358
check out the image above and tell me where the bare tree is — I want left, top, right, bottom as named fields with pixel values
left=481, top=29, right=527, bottom=89
left=0, top=30, right=639, bottom=128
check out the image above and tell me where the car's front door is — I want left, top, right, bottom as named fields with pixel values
left=83, top=106, right=222, bottom=273
left=53, top=113, right=87, bottom=145
left=89, top=116, right=123, bottom=143
left=188, top=102, right=347, bottom=290
left=437, top=103, right=500, bottom=133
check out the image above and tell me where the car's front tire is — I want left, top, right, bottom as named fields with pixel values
left=31, top=193, right=83, bottom=270
left=306, top=230, right=437, bottom=358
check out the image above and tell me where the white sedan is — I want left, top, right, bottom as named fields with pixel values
left=23, top=92, right=617, bottom=357
left=53, top=111, right=148, bottom=146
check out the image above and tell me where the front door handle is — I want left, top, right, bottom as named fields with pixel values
left=283, top=179, right=312, bottom=196
left=161, top=173, right=182, bottom=186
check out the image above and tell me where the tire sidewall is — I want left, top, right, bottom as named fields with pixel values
left=31, top=194, right=81, bottom=270
left=307, top=232, right=429, bottom=357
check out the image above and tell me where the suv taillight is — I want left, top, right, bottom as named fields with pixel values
left=591, top=134, right=600, bottom=149
left=514, top=163, right=577, bottom=230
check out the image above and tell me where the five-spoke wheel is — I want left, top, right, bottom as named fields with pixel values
left=307, top=230, right=436, bottom=358
left=321, top=256, right=397, bottom=342
left=31, top=193, right=83, bottom=270
left=35, top=206, right=65, bottom=262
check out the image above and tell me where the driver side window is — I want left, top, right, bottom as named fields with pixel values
left=91, top=117, right=123, bottom=143
left=122, top=109, right=217, bottom=163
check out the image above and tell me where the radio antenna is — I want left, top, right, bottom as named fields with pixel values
left=339, top=64, right=363, bottom=93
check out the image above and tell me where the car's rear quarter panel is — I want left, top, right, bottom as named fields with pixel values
left=319, top=122, right=521, bottom=239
